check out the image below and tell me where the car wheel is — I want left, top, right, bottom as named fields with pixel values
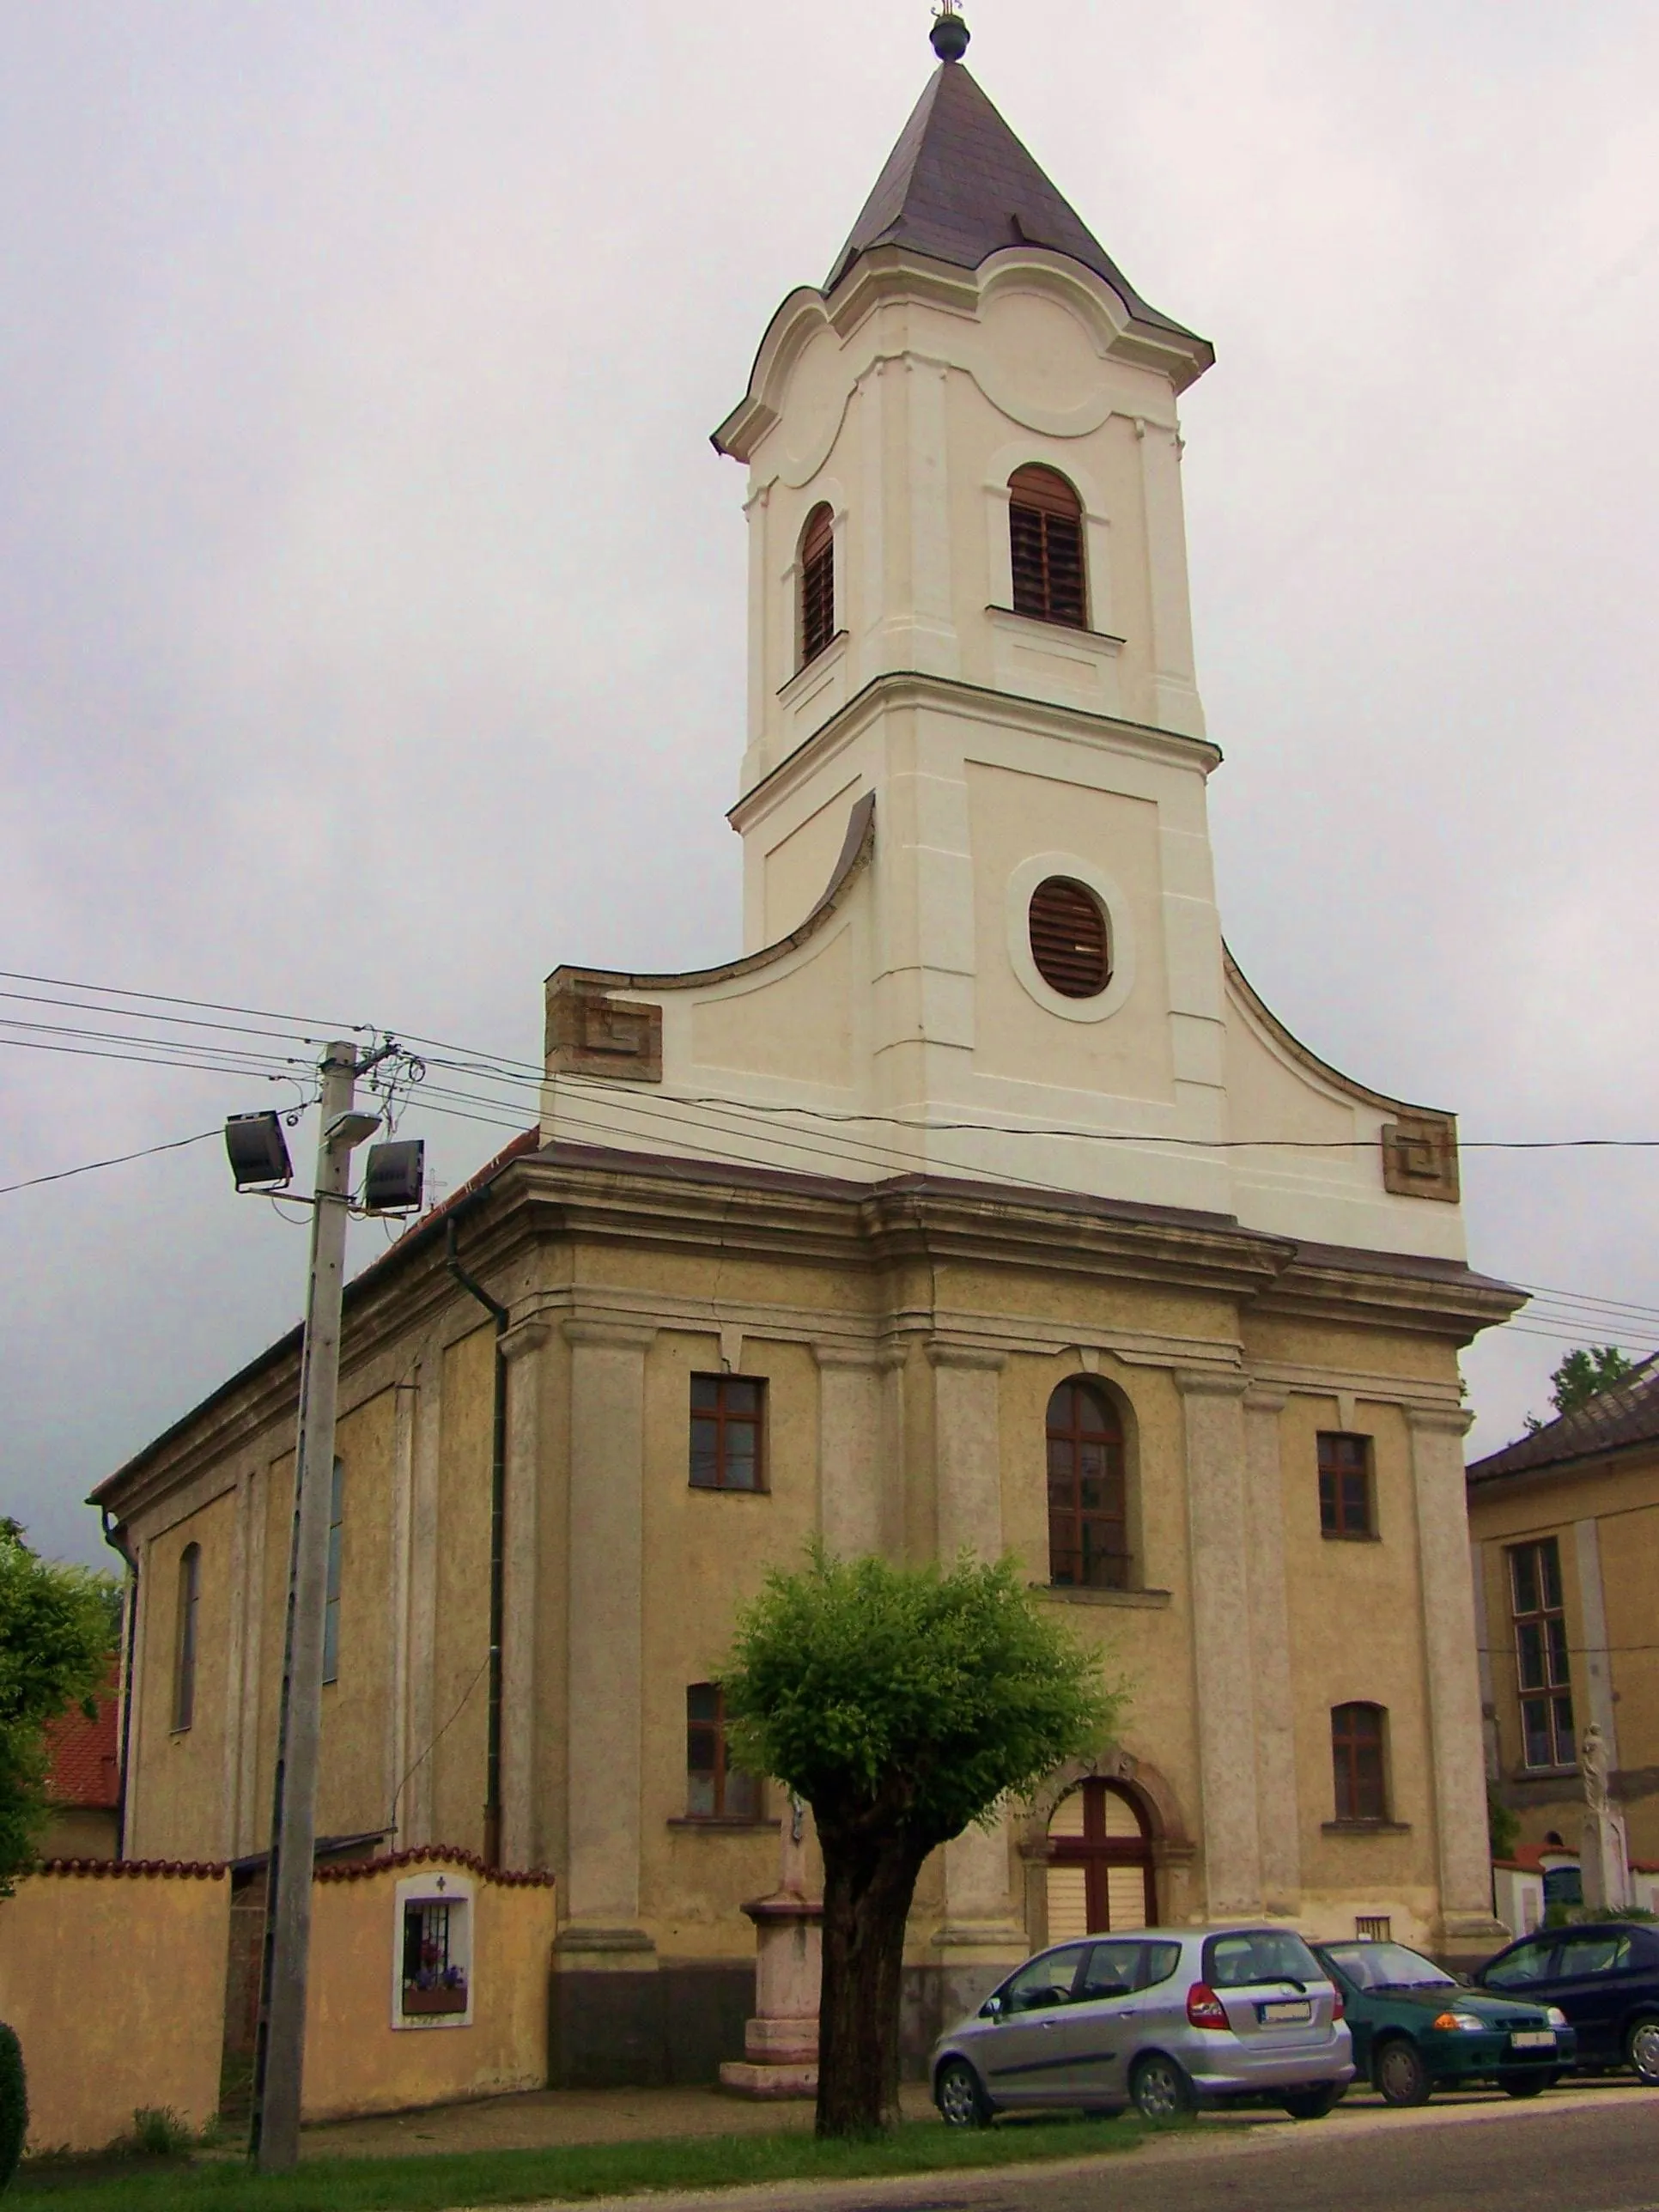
left=1374, top=2038, right=1432, bottom=2108
left=935, top=2058, right=992, bottom=2130
left=1130, top=2053, right=1194, bottom=2122
left=1498, top=2071, right=1547, bottom=2099
left=1280, top=2082, right=1342, bottom=2119
left=1625, top=2016, right=1659, bottom=2087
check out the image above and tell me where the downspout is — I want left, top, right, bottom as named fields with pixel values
left=100, top=1508, right=138, bottom=1860
left=445, top=1218, right=509, bottom=1870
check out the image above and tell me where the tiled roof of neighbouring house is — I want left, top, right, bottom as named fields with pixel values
left=44, top=1692, right=120, bottom=1810
left=1467, top=1352, right=1659, bottom=1486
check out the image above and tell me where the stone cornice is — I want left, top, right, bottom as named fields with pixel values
left=96, top=1140, right=1517, bottom=1522
left=728, top=668, right=1220, bottom=829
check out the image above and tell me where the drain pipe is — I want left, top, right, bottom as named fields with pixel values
left=445, top=1218, right=509, bottom=1870
left=100, top=1508, right=138, bottom=1861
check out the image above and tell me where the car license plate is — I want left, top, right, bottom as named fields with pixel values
left=1510, top=2030, right=1555, bottom=2049
left=1259, top=2000, right=1312, bottom=2024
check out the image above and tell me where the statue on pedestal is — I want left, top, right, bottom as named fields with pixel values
left=1578, top=1723, right=1632, bottom=1912
left=719, top=1793, right=824, bottom=2100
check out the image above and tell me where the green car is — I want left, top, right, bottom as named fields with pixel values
left=1311, top=1940, right=1577, bottom=2106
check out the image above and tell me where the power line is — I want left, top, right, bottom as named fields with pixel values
left=0, top=967, right=361, bottom=1036
left=0, top=1128, right=221, bottom=1198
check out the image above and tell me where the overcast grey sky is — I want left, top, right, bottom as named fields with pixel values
left=3, top=1, right=1656, bottom=1566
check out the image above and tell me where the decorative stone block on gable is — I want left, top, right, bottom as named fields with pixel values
left=1382, top=1115, right=1461, bottom=1204
left=545, top=985, right=663, bottom=1084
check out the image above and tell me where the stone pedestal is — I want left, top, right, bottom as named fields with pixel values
left=720, top=1802, right=823, bottom=2100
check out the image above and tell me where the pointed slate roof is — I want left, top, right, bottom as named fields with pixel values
left=1467, top=1352, right=1659, bottom=1486
left=826, top=60, right=1206, bottom=352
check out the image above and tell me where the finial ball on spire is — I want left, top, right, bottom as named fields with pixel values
left=930, top=9, right=969, bottom=63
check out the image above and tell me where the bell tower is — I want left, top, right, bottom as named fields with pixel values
left=714, top=9, right=1216, bottom=944
left=548, top=11, right=1467, bottom=1266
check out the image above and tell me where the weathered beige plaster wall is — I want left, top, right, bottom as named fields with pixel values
left=0, top=1868, right=228, bottom=2152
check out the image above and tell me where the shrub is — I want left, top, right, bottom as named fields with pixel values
left=131, top=2107, right=192, bottom=2157
left=0, top=2023, right=26, bottom=2191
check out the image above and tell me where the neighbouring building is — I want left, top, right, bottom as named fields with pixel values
left=94, top=16, right=1524, bottom=2087
left=40, top=1686, right=121, bottom=1863
left=1468, top=1355, right=1659, bottom=1874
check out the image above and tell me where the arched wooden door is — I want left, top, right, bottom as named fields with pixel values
left=1045, top=1780, right=1156, bottom=1939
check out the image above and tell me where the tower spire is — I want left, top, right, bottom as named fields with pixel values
left=930, top=7, right=969, bottom=63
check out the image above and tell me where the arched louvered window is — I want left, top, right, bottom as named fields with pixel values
left=1048, top=1381, right=1129, bottom=1589
left=1030, top=878, right=1110, bottom=999
left=1010, top=465, right=1086, bottom=628
left=173, top=1542, right=201, bottom=1732
left=799, top=504, right=836, bottom=668
left=1332, top=1703, right=1389, bottom=1823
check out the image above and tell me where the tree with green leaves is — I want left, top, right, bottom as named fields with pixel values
left=1524, top=1345, right=1638, bottom=1434
left=0, top=1521, right=120, bottom=1895
left=720, top=1547, right=1121, bottom=2137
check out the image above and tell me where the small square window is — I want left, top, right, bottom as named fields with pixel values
left=690, top=1375, right=766, bottom=1492
left=1317, top=1434, right=1375, bottom=1539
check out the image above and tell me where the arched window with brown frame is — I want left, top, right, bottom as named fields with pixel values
left=1046, top=1779, right=1156, bottom=1936
left=799, top=503, right=836, bottom=668
left=173, top=1542, right=201, bottom=1732
left=1009, top=465, right=1086, bottom=629
left=1047, top=1379, right=1129, bottom=1589
left=1331, top=1702, right=1389, bottom=1823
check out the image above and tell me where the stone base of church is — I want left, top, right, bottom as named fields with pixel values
left=548, top=1959, right=755, bottom=2089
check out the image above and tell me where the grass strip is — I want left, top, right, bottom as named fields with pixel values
left=14, top=2112, right=1148, bottom=2211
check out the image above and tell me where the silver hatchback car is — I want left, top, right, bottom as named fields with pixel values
left=933, top=1925, right=1354, bottom=2124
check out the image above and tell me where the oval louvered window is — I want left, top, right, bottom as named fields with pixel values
left=1029, top=878, right=1109, bottom=999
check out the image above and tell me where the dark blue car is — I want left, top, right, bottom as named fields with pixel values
left=1475, top=1921, right=1659, bottom=2085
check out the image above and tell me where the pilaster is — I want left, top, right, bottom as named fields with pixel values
left=1242, top=1387, right=1300, bottom=1914
left=927, top=1342, right=1023, bottom=1984
left=813, top=1344, right=884, bottom=1559
left=562, top=1320, right=657, bottom=1954
left=1406, top=1406, right=1507, bottom=1951
left=402, top=1339, right=444, bottom=1847
left=1176, top=1369, right=1261, bottom=1916
left=385, top=1370, right=417, bottom=1850
left=500, top=1318, right=552, bottom=1869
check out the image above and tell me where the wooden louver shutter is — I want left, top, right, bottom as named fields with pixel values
left=800, top=505, right=836, bottom=667
left=1029, top=877, right=1109, bottom=998
left=1009, top=465, right=1086, bottom=629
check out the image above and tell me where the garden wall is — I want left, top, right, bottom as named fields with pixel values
left=0, top=1860, right=228, bottom=2153
left=303, top=1850, right=556, bottom=2121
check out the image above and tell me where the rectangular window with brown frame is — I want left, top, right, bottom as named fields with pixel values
left=690, top=1374, right=765, bottom=1492
left=1318, top=1433, right=1375, bottom=1539
left=1331, top=1702, right=1389, bottom=1822
left=685, top=1683, right=762, bottom=1821
left=1510, top=1537, right=1575, bottom=1769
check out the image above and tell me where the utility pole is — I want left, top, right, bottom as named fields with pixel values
left=249, top=1042, right=382, bottom=2171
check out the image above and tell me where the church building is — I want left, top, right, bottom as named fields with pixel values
left=95, top=15, right=1522, bottom=2085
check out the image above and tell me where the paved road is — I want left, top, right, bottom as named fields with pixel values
left=565, top=2085, right=1659, bottom=2212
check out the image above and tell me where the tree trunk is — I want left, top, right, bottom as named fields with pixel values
left=815, top=1823, right=927, bottom=2137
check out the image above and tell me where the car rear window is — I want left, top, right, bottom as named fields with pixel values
left=1321, top=1942, right=1455, bottom=1991
left=1204, top=1930, right=1323, bottom=1989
